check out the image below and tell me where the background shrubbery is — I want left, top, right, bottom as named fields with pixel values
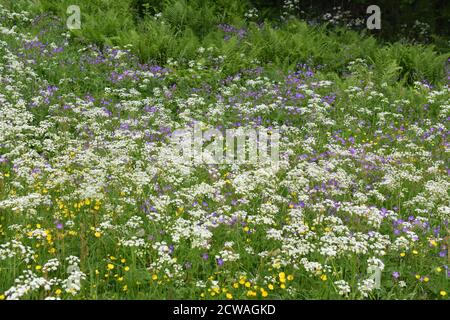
left=0, top=0, right=449, bottom=301
left=3, top=0, right=449, bottom=85
left=252, top=0, right=449, bottom=41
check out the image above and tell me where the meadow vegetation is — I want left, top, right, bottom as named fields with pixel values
left=0, top=0, right=449, bottom=299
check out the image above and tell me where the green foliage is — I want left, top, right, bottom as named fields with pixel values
left=0, top=1, right=449, bottom=301
left=2, top=0, right=446, bottom=86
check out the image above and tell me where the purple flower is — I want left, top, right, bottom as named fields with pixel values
left=54, top=220, right=63, bottom=230
left=52, top=47, right=63, bottom=54
left=392, top=271, right=400, bottom=279
left=201, top=253, right=209, bottom=261
left=216, top=258, right=224, bottom=267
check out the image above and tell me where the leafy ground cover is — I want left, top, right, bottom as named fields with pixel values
left=0, top=1, right=449, bottom=300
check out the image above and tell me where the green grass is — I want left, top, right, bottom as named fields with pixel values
left=0, top=0, right=449, bottom=300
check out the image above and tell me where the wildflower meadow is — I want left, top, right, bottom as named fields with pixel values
left=0, top=0, right=449, bottom=301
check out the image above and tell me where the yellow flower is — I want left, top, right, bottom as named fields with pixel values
left=400, top=252, right=406, bottom=257
left=412, top=250, right=418, bottom=255
left=152, top=274, right=158, bottom=280
left=423, top=277, right=429, bottom=283
left=94, top=231, right=101, bottom=238
left=261, top=290, right=268, bottom=298
left=233, top=283, right=239, bottom=289
left=279, top=272, right=286, bottom=279
left=268, top=284, right=274, bottom=290
left=107, top=264, right=114, bottom=270
left=35, top=265, right=42, bottom=271
left=415, top=274, right=421, bottom=280
left=245, top=281, right=251, bottom=288
left=123, top=285, right=128, bottom=292
left=55, top=289, right=62, bottom=296
left=226, top=293, right=233, bottom=299
left=320, top=274, right=327, bottom=281
left=0, top=294, right=5, bottom=300
left=246, top=290, right=257, bottom=297
left=124, top=266, right=130, bottom=272
left=121, top=258, right=126, bottom=263
left=287, top=275, right=294, bottom=281
left=280, top=284, right=286, bottom=289
left=435, top=267, right=442, bottom=273
left=440, top=291, right=447, bottom=297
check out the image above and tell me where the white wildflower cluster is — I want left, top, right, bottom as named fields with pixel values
left=244, top=8, right=259, bottom=19
left=282, top=0, right=301, bottom=17
left=357, top=279, right=376, bottom=298
left=63, top=256, right=86, bottom=295
left=42, top=259, right=60, bottom=273
left=334, top=280, right=351, bottom=296
left=0, top=5, right=448, bottom=300
left=217, top=249, right=240, bottom=263
left=119, top=237, right=148, bottom=248
left=4, top=270, right=52, bottom=300
left=0, top=240, right=35, bottom=263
